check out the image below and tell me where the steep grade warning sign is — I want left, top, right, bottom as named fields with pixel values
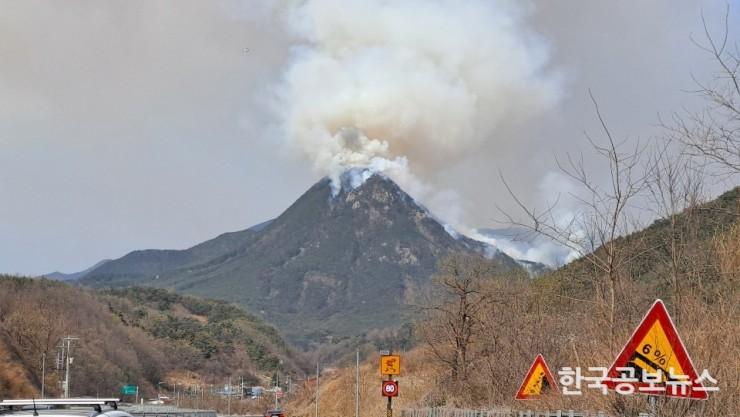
left=605, top=299, right=707, bottom=399
left=515, top=354, right=557, bottom=400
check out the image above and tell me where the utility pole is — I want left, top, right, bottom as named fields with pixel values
left=227, top=377, right=232, bottom=416
left=59, top=336, right=78, bottom=398
left=355, top=349, right=360, bottom=417
left=315, top=360, right=320, bottom=417
left=274, top=367, right=280, bottom=410
left=41, top=352, right=46, bottom=398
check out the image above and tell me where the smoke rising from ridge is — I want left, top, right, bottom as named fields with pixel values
left=274, top=0, right=562, bottom=191
left=2, top=1, right=735, bottom=274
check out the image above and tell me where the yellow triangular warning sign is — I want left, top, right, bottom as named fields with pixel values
left=605, top=299, right=707, bottom=399
left=515, top=354, right=558, bottom=400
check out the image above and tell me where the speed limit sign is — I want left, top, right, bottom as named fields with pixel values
left=382, top=380, right=399, bottom=397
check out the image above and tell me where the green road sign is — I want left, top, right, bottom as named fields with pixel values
left=121, top=385, right=137, bottom=395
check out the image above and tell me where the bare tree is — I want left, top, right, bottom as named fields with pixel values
left=665, top=6, right=740, bottom=176
left=499, top=92, right=647, bottom=351
left=417, top=254, right=493, bottom=384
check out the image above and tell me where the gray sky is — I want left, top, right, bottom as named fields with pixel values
left=1, top=0, right=738, bottom=275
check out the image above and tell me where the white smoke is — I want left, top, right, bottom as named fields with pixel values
left=271, top=0, right=565, bottom=262
left=273, top=0, right=562, bottom=191
left=471, top=172, right=584, bottom=267
left=471, top=230, right=579, bottom=267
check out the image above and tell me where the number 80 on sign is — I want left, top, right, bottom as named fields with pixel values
left=382, top=380, right=399, bottom=397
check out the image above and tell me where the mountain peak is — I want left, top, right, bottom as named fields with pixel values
left=80, top=172, right=520, bottom=345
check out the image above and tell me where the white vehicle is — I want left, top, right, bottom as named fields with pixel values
left=0, top=398, right=132, bottom=417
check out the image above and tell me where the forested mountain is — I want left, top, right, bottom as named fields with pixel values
left=79, top=173, right=519, bottom=346
left=0, top=277, right=303, bottom=399
left=547, top=186, right=739, bottom=297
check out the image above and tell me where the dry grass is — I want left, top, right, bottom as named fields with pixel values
left=287, top=351, right=441, bottom=417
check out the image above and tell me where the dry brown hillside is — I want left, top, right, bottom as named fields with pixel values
left=0, top=277, right=303, bottom=404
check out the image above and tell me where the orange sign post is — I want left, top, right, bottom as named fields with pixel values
left=380, top=353, right=401, bottom=417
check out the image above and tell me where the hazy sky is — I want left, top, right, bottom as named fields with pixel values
left=1, top=0, right=738, bottom=275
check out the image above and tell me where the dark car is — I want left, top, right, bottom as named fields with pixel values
left=264, top=410, right=285, bottom=417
